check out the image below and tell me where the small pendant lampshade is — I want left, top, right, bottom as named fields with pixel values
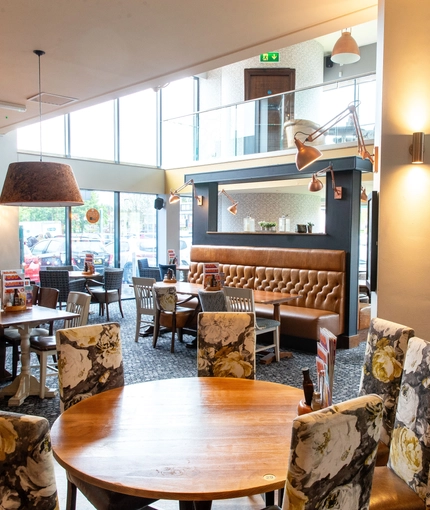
left=0, top=162, right=84, bottom=206
left=331, top=29, right=360, bottom=65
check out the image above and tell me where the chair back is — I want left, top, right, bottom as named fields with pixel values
left=386, top=336, right=430, bottom=501
left=0, top=410, right=59, bottom=509
left=358, top=317, right=415, bottom=445
left=103, top=268, right=124, bottom=291
left=159, top=263, right=176, bottom=281
left=223, top=286, right=255, bottom=313
left=197, top=311, right=256, bottom=379
left=37, top=286, right=60, bottom=309
left=138, top=258, right=149, bottom=271
left=153, top=285, right=177, bottom=312
left=133, top=277, right=156, bottom=315
left=65, top=291, right=91, bottom=327
left=283, top=394, right=383, bottom=510
left=198, top=289, right=227, bottom=312
left=56, top=322, right=124, bottom=411
left=40, top=269, right=70, bottom=304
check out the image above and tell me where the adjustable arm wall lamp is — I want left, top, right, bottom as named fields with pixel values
left=294, top=100, right=375, bottom=172
left=169, top=178, right=203, bottom=205
left=308, top=164, right=342, bottom=200
left=218, top=189, right=238, bottom=215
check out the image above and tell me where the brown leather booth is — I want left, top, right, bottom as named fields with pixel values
left=189, top=245, right=346, bottom=344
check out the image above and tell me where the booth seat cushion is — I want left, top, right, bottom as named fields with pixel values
left=220, top=264, right=255, bottom=288
left=255, top=303, right=341, bottom=338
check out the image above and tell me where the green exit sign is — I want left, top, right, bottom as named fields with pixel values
left=260, top=52, right=280, bottom=63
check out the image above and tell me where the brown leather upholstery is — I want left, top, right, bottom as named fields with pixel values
left=369, top=467, right=425, bottom=509
left=189, top=245, right=346, bottom=341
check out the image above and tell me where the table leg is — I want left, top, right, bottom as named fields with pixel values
left=0, top=325, right=56, bottom=406
left=179, top=502, right=212, bottom=510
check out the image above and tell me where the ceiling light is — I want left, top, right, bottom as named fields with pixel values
left=331, top=29, right=361, bottom=65
left=0, top=101, right=27, bottom=113
left=0, top=50, right=84, bottom=207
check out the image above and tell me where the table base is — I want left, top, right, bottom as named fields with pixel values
left=180, top=502, right=212, bottom=510
left=0, top=373, right=56, bottom=406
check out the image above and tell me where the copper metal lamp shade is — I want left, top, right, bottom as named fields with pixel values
left=331, top=30, right=361, bottom=65
left=0, top=162, right=84, bottom=206
left=294, top=137, right=323, bottom=171
left=219, top=189, right=238, bottom=215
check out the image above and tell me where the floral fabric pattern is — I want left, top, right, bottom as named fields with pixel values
left=56, top=322, right=124, bottom=411
left=197, top=312, right=256, bottom=379
left=153, top=285, right=177, bottom=312
left=388, top=336, right=430, bottom=504
left=358, top=317, right=414, bottom=445
left=0, top=411, right=59, bottom=510
left=283, top=395, right=383, bottom=510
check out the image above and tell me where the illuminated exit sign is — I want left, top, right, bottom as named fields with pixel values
left=260, top=52, right=280, bottom=62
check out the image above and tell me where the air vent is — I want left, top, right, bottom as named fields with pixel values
left=27, top=92, right=78, bottom=106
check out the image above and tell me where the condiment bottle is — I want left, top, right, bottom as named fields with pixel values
left=302, top=367, right=314, bottom=407
left=311, top=391, right=322, bottom=411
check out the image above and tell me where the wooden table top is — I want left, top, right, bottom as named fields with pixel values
left=51, top=377, right=302, bottom=502
left=68, top=271, right=101, bottom=279
left=0, top=305, right=79, bottom=328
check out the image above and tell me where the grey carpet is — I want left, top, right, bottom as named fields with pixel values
left=0, top=300, right=366, bottom=427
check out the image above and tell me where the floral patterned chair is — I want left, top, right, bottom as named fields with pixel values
left=369, top=336, right=430, bottom=510
left=152, top=284, right=194, bottom=353
left=261, top=394, right=383, bottom=510
left=197, top=311, right=256, bottom=379
left=55, top=322, right=158, bottom=510
left=358, top=317, right=415, bottom=465
left=0, top=410, right=58, bottom=509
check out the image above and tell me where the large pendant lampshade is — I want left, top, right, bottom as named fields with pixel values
left=0, top=50, right=84, bottom=207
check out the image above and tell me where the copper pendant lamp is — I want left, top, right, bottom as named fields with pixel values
left=0, top=50, right=84, bottom=207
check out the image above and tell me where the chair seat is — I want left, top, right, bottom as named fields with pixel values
left=256, top=317, right=280, bottom=330
left=30, top=335, right=56, bottom=351
left=370, top=466, right=425, bottom=509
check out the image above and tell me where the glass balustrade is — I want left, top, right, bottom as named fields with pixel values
left=162, top=72, right=376, bottom=168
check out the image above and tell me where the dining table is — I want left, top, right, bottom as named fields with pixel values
left=51, top=377, right=303, bottom=510
left=0, top=305, right=79, bottom=406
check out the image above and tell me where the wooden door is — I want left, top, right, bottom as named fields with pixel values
left=244, top=68, right=295, bottom=152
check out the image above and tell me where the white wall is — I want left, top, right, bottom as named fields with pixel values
left=376, top=0, right=430, bottom=337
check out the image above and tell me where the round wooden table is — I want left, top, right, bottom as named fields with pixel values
left=51, top=377, right=302, bottom=506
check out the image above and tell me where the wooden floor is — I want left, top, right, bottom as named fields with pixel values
left=54, top=460, right=267, bottom=509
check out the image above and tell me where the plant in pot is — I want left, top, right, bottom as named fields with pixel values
left=307, top=222, right=314, bottom=233
left=258, top=221, right=277, bottom=232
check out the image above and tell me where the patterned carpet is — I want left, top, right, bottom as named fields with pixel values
left=0, top=299, right=366, bottom=426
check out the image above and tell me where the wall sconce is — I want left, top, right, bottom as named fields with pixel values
left=331, top=29, right=361, bottom=65
left=169, top=178, right=203, bottom=205
left=308, top=164, right=342, bottom=200
left=294, top=100, right=374, bottom=171
left=409, top=132, right=425, bottom=164
left=218, top=189, right=238, bottom=215
left=361, top=186, right=368, bottom=202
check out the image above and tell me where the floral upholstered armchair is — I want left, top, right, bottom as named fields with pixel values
left=262, top=394, right=383, bottom=510
left=0, top=411, right=59, bottom=509
left=358, top=317, right=414, bottom=464
left=56, top=322, right=124, bottom=412
left=197, top=311, right=256, bottom=379
left=370, top=335, right=430, bottom=510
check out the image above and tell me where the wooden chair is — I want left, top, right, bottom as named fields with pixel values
left=1, top=286, right=59, bottom=379
left=223, top=286, right=280, bottom=362
left=197, top=311, right=256, bottom=379
left=132, top=276, right=156, bottom=342
left=29, top=291, right=91, bottom=398
left=369, top=336, right=430, bottom=510
left=152, top=284, right=194, bottom=353
left=87, top=268, right=124, bottom=321
left=358, top=317, right=415, bottom=465
left=55, top=322, right=158, bottom=510
left=0, top=410, right=59, bottom=509
left=262, top=394, right=383, bottom=510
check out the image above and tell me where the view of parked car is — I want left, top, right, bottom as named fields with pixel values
left=106, top=238, right=148, bottom=283
left=23, top=244, right=41, bottom=283
left=31, top=236, right=111, bottom=273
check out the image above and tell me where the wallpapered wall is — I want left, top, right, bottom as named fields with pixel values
left=218, top=192, right=323, bottom=233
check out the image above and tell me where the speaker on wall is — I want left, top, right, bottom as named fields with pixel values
left=154, top=197, right=164, bottom=210
left=325, top=56, right=334, bottom=68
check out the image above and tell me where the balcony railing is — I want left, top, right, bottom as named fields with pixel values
left=162, top=72, right=376, bottom=168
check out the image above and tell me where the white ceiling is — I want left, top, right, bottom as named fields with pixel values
left=0, top=1, right=377, bottom=135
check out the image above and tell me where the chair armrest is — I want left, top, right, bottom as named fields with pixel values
left=86, top=278, right=104, bottom=287
left=177, top=294, right=194, bottom=305
left=69, top=278, right=87, bottom=292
